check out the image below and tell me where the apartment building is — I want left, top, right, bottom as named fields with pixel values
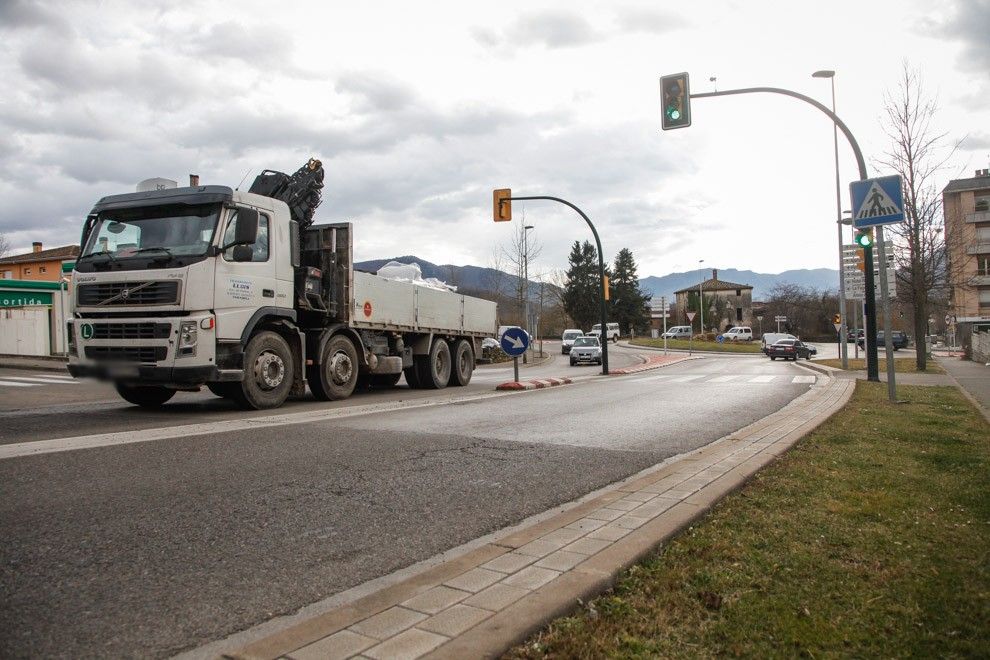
left=0, top=243, right=79, bottom=282
left=943, top=169, right=990, bottom=354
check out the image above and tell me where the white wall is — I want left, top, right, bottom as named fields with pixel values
left=0, top=307, right=51, bottom=356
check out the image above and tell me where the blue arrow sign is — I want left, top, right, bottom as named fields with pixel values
left=500, top=326, right=529, bottom=357
left=850, top=175, right=904, bottom=228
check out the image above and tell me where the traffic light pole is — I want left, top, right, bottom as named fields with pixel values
left=505, top=195, right=610, bottom=375
left=690, top=86, right=879, bottom=381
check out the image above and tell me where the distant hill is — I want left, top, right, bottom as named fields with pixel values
left=638, top=268, right=839, bottom=302
left=355, top=257, right=838, bottom=303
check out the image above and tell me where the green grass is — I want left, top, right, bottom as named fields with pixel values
left=630, top=338, right=764, bottom=354
left=506, top=382, right=990, bottom=659
left=816, top=358, right=945, bottom=374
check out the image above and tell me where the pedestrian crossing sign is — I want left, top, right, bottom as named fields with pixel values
left=850, top=175, right=904, bottom=228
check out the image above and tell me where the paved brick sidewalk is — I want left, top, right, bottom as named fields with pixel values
left=222, top=372, right=853, bottom=660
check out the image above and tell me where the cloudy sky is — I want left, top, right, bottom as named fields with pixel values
left=1, top=0, right=987, bottom=279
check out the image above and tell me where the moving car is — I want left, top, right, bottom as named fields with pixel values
left=857, top=330, right=908, bottom=350
left=723, top=326, right=753, bottom=341
left=661, top=325, right=692, bottom=339
left=588, top=322, right=620, bottom=343
left=560, top=328, right=583, bottom=354
left=569, top=336, right=602, bottom=366
left=766, top=338, right=817, bottom=360
left=761, top=332, right=797, bottom=353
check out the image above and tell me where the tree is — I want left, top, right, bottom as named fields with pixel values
left=608, top=248, right=651, bottom=335
left=562, top=240, right=602, bottom=330
left=876, top=64, right=956, bottom=371
left=501, top=216, right=542, bottom=327
left=0, top=233, right=9, bottom=259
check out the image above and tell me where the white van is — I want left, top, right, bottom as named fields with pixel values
left=561, top=328, right=583, bottom=354
left=589, top=322, right=620, bottom=343
left=723, top=326, right=753, bottom=341
left=661, top=325, right=693, bottom=339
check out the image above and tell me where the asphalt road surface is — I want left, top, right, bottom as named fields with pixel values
left=0, top=349, right=814, bottom=658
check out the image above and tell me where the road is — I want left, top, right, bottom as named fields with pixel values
left=0, top=346, right=817, bottom=658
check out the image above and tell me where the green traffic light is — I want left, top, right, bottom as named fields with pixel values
left=667, top=107, right=681, bottom=120
left=855, top=231, right=873, bottom=248
left=660, top=72, right=691, bottom=131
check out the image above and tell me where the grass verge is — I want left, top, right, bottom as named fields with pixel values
left=629, top=338, right=764, bottom=354
left=816, top=357, right=945, bottom=374
left=507, top=382, right=989, bottom=658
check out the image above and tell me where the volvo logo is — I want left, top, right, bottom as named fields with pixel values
left=121, top=289, right=130, bottom=300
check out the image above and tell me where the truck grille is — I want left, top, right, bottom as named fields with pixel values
left=90, top=322, right=171, bottom=339
left=77, top=281, right=180, bottom=306
left=84, top=346, right=167, bottom=363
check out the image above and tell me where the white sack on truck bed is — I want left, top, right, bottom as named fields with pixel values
left=376, top=260, right=457, bottom=292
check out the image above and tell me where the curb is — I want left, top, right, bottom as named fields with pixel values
left=608, top=354, right=700, bottom=375
left=496, top=377, right=571, bottom=391
left=0, top=359, right=70, bottom=374
left=219, top=374, right=855, bottom=660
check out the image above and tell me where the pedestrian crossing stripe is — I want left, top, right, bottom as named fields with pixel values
left=627, top=373, right=817, bottom=385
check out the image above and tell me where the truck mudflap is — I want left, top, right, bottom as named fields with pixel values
left=67, top=363, right=243, bottom=386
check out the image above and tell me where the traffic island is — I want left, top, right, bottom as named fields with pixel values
left=496, top=377, right=572, bottom=391
left=608, top=354, right=700, bottom=375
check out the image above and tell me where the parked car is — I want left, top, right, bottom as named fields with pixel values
left=847, top=328, right=864, bottom=342
left=761, top=333, right=798, bottom=353
left=723, top=326, right=753, bottom=341
left=766, top=338, right=817, bottom=360
left=569, top=336, right=602, bottom=366
left=560, top=328, right=583, bottom=354
left=661, top=325, right=693, bottom=339
left=588, top=322, right=620, bottom=343
left=857, top=330, right=908, bottom=350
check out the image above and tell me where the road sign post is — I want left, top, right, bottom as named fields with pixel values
left=662, top=296, right=668, bottom=355
left=500, top=327, right=530, bottom=383
left=686, top=311, right=696, bottom=355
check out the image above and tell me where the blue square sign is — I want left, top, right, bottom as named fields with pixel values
left=850, top=175, right=904, bottom=228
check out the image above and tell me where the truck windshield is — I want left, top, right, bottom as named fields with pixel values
left=80, top=204, right=220, bottom=262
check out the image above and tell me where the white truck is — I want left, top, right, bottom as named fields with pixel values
left=67, top=161, right=497, bottom=409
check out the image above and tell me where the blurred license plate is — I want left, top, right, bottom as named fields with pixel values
left=107, top=365, right=139, bottom=378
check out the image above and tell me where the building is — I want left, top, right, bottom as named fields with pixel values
left=0, top=243, right=80, bottom=282
left=674, top=269, right=753, bottom=333
left=943, top=169, right=990, bottom=356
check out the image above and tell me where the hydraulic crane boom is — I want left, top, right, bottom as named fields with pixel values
left=248, top=157, right=325, bottom=228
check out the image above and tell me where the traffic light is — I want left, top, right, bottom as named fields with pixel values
left=833, top=313, right=841, bottom=325
left=856, top=248, right=867, bottom=272
left=603, top=275, right=610, bottom=301
left=660, top=73, right=691, bottom=130
left=493, top=188, right=511, bottom=222
left=854, top=230, right=873, bottom=248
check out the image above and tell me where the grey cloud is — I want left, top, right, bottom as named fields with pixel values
left=613, top=8, right=688, bottom=34
left=0, top=0, right=70, bottom=32
left=471, top=10, right=601, bottom=51
left=917, top=0, right=990, bottom=72
left=336, top=73, right=416, bottom=112
left=961, top=131, right=990, bottom=150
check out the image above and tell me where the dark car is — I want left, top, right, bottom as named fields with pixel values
left=857, top=330, right=908, bottom=351
left=847, top=328, right=864, bottom=343
left=766, top=338, right=817, bottom=361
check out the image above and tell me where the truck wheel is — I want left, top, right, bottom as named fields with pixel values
left=416, top=338, right=451, bottom=389
left=235, top=331, right=294, bottom=409
left=115, top=383, right=175, bottom=408
left=370, top=372, right=402, bottom=389
left=448, top=339, right=473, bottom=386
left=310, top=334, right=359, bottom=401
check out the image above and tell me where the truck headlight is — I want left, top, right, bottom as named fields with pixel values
left=179, top=321, right=198, bottom=355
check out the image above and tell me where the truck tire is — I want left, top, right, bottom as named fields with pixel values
left=403, top=365, right=421, bottom=389
left=416, top=338, right=451, bottom=389
left=310, top=334, right=359, bottom=401
left=370, top=372, right=402, bottom=389
left=448, top=339, right=473, bottom=386
left=115, top=383, right=175, bottom=408
left=235, top=331, right=294, bottom=409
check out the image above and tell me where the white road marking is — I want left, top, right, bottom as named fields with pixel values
left=792, top=375, right=816, bottom=384
left=708, top=375, right=741, bottom=382
left=668, top=374, right=705, bottom=383
left=749, top=375, right=776, bottom=383
left=4, top=376, right=80, bottom=384
left=627, top=374, right=675, bottom=383
left=0, top=380, right=38, bottom=387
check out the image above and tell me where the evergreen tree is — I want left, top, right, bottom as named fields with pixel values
left=608, top=248, right=652, bottom=335
left=562, top=240, right=601, bottom=330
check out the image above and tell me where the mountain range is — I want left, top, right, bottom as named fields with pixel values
left=354, top=257, right=839, bottom=302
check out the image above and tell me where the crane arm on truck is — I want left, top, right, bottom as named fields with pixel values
left=248, top=157, right=325, bottom=229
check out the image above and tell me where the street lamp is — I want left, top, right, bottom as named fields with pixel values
left=812, top=69, right=848, bottom=368
left=698, top=259, right=705, bottom=335
left=523, top=224, right=534, bottom=341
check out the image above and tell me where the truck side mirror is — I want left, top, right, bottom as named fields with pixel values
left=231, top=244, right=254, bottom=262
left=234, top=208, right=259, bottom=245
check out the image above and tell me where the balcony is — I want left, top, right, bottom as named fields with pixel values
left=971, top=275, right=990, bottom=286
left=966, top=242, right=990, bottom=255
left=965, top=210, right=990, bottom=224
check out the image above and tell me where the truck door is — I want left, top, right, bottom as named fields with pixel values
left=213, top=208, right=279, bottom=341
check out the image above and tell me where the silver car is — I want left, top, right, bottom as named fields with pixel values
left=569, top=336, right=602, bottom=366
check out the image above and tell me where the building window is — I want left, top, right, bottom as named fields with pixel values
left=977, top=226, right=990, bottom=243
left=979, top=289, right=990, bottom=307
left=978, top=256, right=990, bottom=277
left=1, top=271, right=11, bottom=279
left=976, top=195, right=989, bottom=212
left=736, top=307, right=743, bottom=321
left=39, top=266, right=47, bottom=273
left=23, top=268, right=31, bottom=275
left=735, top=289, right=741, bottom=297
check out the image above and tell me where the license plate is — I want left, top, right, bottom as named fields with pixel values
left=107, top=365, right=139, bottom=378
